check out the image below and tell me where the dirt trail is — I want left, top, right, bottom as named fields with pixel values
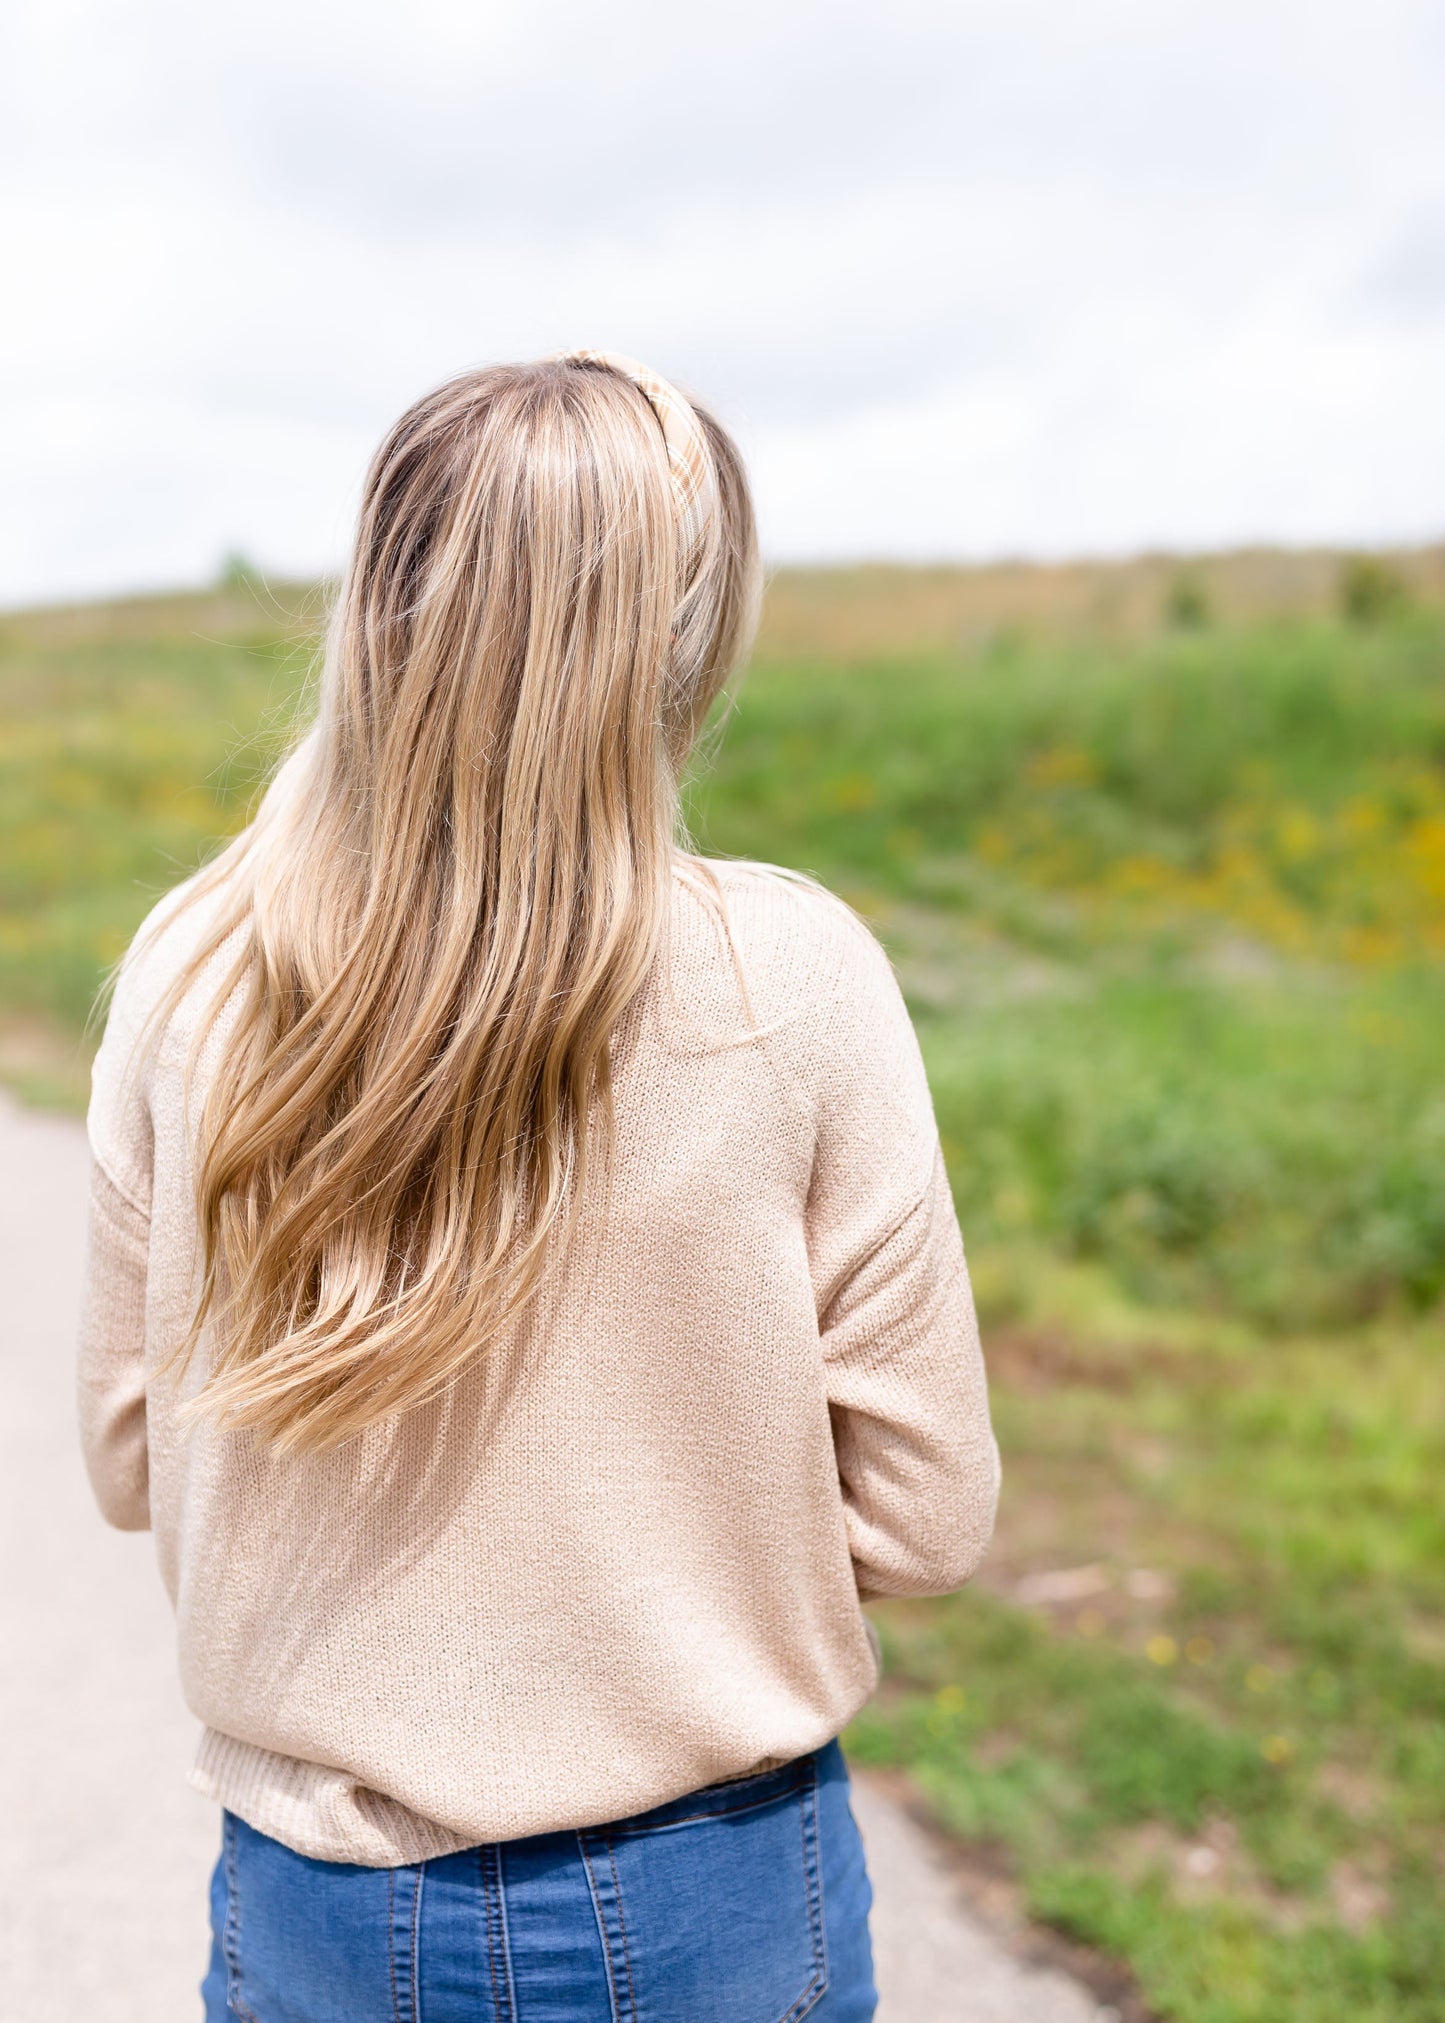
left=0, top=1090, right=1110, bottom=2021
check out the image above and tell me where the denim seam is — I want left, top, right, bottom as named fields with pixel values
left=497, top=1855, right=519, bottom=2023
left=482, top=1850, right=503, bottom=2023
left=777, top=1760, right=827, bottom=2023
left=577, top=1833, right=627, bottom=2023
left=481, top=1846, right=518, bottom=2023
left=388, top=1865, right=423, bottom=2023
left=388, top=1868, right=401, bottom=2023
left=411, top=1866, right=424, bottom=2023
left=220, top=1816, right=261, bottom=2023
left=606, top=1838, right=639, bottom=2022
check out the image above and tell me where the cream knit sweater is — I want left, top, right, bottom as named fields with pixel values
left=78, top=856, right=999, bottom=1865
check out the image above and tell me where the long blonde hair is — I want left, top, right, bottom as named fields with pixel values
left=141, top=357, right=759, bottom=1453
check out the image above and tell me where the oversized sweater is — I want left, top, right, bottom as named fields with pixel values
left=78, top=854, right=999, bottom=1866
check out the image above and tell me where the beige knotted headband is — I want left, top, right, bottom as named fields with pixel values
left=552, top=349, right=717, bottom=574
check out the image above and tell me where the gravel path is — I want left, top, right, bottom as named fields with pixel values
left=0, top=1089, right=1110, bottom=2022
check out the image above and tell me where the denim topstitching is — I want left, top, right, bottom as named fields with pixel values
left=577, top=1831, right=627, bottom=2023
left=220, top=1816, right=261, bottom=2023
left=778, top=1757, right=828, bottom=2023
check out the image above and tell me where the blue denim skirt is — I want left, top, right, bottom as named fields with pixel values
left=201, top=1739, right=876, bottom=2021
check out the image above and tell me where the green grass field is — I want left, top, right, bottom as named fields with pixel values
left=2, top=558, right=1442, bottom=2019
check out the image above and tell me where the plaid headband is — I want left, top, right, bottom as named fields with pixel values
left=553, top=349, right=716, bottom=572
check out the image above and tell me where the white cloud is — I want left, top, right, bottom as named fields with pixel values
left=1, top=0, right=1442, bottom=601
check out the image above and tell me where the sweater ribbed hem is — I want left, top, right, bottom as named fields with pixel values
left=190, top=1730, right=477, bottom=1867
left=191, top=1729, right=846, bottom=1868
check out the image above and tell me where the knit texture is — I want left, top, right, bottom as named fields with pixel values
left=79, top=855, right=999, bottom=1864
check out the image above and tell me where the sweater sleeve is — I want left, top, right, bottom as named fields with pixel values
left=78, top=950, right=159, bottom=1533
left=802, top=910, right=999, bottom=1599
left=77, top=1156, right=152, bottom=1531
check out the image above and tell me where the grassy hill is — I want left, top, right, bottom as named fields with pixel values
left=3, top=550, right=1443, bottom=2018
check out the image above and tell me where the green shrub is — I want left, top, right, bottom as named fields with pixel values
left=1339, top=556, right=1409, bottom=627
left=1165, top=572, right=1212, bottom=631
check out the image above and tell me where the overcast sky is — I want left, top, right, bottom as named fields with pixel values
left=2, top=0, right=1442, bottom=604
